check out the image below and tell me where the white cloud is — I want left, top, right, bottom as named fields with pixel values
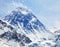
left=55, top=20, right=60, bottom=29
left=49, top=20, right=60, bottom=33
left=2, top=1, right=30, bottom=15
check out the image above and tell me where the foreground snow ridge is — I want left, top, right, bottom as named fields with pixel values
left=0, top=4, right=59, bottom=47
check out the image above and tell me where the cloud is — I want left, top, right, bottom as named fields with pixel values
left=0, top=1, right=30, bottom=16
left=55, top=20, right=60, bottom=29
left=6, top=2, right=27, bottom=14
left=49, top=20, right=60, bottom=33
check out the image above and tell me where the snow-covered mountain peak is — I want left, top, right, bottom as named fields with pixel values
left=11, top=7, right=30, bottom=15
left=3, top=6, right=54, bottom=42
left=4, top=7, right=45, bottom=32
left=2, top=5, right=56, bottom=47
left=17, top=7, right=30, bottom=15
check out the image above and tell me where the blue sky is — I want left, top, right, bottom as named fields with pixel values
left=0, top=0, right=60, bottom=32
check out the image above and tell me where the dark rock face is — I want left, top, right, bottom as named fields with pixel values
left=4, top=9, right=46, bottom=34
left=54, top=30, right=60, bottom=47
left=0, top=19, right=32, bottom=46
left=0, top=30, right=32, bottom=46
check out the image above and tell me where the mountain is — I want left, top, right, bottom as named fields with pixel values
left=4, top=7, right=54, bottom=41
left=1, top=7, right=55, bottom=47
left=54, top=30, right=60, bottom=47
left=0, top=18, right=55, bottom=47
left=0, top=19, right=32, bottom=47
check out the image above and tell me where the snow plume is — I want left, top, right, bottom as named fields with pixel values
left=4, top=2, right=31, bottom=15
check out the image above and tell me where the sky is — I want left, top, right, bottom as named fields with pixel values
left=0, top=0, right=60, bottom=32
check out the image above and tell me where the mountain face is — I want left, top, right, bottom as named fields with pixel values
left=0, top=7, right=55, bottom=47
left=54, top=30, right=60, bottom=47
left=0, top=19, right=32, bottom=47
left=4, top=7, right=53, bottom=41
left=4, top=8, right=46, bottom=33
